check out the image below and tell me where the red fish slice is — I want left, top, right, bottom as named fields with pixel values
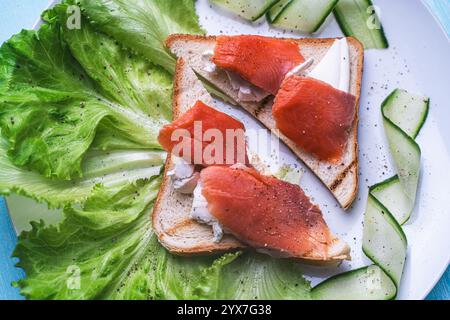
left=273, top=76, right=356, bottom=162
left=158, top=101, right=248, bottom=166
left=212, top=35, right=305, bottom=95
left=200, top=165, right=350, bottom=261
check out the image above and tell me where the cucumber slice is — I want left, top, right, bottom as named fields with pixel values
left=312, top=266, right=396, bottom=300
left=370, top=90, right=429, bottom=225
left=210, top=0, right=279, bottom=21
left=334, top=0, right=389, bottom=49
left=361, top=89, right=428, bottom=297
left=362, top=195, right=407, bottom=287
left=382, top=89, right=429, bottom=207
left=270, top=0, right=338, bottom=33
left=266, top=0, right=292, bottom=23
left=383, top=119, right=421, bottom=205
left=370, top=176, right=412, bottom=225
left=382, top=89, right=430, bottom=139
left=193, top=69, right=240, bottom=107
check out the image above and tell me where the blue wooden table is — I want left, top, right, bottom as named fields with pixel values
left=0, top=0, right=449, bottom=300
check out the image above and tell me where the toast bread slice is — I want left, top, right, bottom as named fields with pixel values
left=153, top=35, right=363, bottom=259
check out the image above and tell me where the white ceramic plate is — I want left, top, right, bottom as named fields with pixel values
left=7, top=0, right=450, bottom=300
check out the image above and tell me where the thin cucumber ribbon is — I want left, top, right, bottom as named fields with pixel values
left=333, top=0, right=389, bottom=49
left=313, top=89, right=429, bottom=299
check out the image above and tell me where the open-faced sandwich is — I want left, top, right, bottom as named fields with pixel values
left=153, top=34, right=363, bottom=262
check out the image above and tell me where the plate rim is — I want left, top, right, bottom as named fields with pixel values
left=11, top=0, right=447, bottom=300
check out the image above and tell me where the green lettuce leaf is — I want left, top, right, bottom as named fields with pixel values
left=55, top=4, right=173, bottom=129
left=14, top=176, right=311, bottom=300
left=0, top=133, right=165, bottom=208
left=14, top=178, right=167, bottom=299
left=195, top=253, right=311, bottom=300
left=14, top=177, right=216, bottom=300
left=78, top=0, right=204, bottom=72
left=0, top=135, right=95, bottom=207
left=9, top=0, right=312, bottom=301
left=0, top=11, right=171, bottom=180
left=0, top=23, right=106, bottom=180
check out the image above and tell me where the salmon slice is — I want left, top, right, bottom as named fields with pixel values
left=200, top=165, right=350, bottom=261
left=212, top=35, right=305, bottom=95
left=158, top=101, right=248, bottom=166
left=273, top=76, right=356, bottom=162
